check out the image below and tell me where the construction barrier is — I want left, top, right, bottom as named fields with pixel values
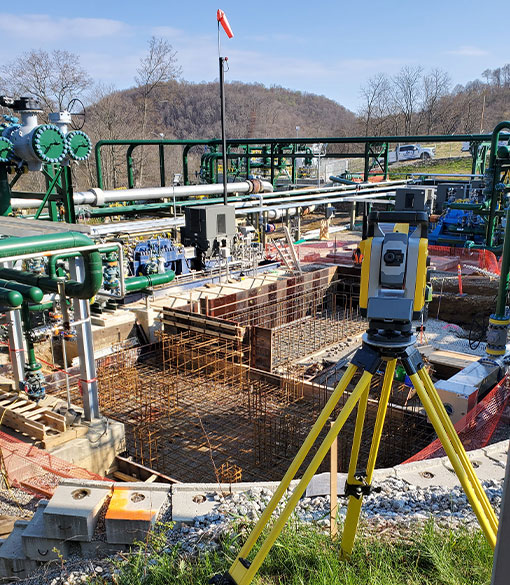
left=404, top=375, right=510, bottom=463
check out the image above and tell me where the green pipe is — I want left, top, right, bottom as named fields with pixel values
left=125, top=271, right=175, bottom=293
left=20, top=303, right=38, bottom=369
left=0, top=279, right=43, bottom=303
left=0, top=165, right=12, bottom=216
left=27, top=300, right=54, bottom=311
left=0, top=232, right=102, bottom=299
left=0, top=287, right=23, bottom=307
left=488, top=121, right=510, bottom=170
left=495, top=206, right=510, bottom=317
left=448, top=202, right=488, bottom=211
left=330, top=175, right=358, bottom=185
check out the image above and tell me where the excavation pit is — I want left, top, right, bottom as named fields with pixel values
left=95, top=267, right=435, bottom=483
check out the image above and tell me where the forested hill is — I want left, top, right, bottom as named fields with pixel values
left=88, top=80, right=356, bottom=143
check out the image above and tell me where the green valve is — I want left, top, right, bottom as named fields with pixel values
left=66, top=130, right=92, bottom=161
left=32, top=124, right=67, bottom=163
left=0, top=137, right=13, bottom=163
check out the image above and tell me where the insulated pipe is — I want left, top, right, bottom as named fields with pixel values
left=73, top=179, right=273, bottom=206
left=0, top=233, right=102, bottom=300
left=0, top=279, right=43, bottom=303
left=0, top=288, right=23, bottom=308
left=124, top=271, right=175, bottom=293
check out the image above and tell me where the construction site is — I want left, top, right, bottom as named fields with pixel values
left=0, top=87, right=508, bottom=583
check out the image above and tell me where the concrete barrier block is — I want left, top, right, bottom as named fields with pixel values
left=171, top=481, right=299, bottom=523
left=395, top=458, right=460, bottom=488
left=44, top=483, right=112, bottom=542
left=79, top=540, right=126, bottom=559
left=22, top=501, right=69, bottom=562
left=0, top=521, right=39, bottom=581
left=105, top=483, right=170, bottom=544
left=443, top=452, right=507, bottom=482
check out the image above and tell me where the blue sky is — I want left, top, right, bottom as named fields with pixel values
left=0, top=1, right=506, bottom=112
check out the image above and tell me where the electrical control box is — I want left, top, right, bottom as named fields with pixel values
left=181, top=205, right=236, bottom=251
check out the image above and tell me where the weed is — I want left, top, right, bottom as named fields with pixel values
left=86, top=518, right=493, bottom=585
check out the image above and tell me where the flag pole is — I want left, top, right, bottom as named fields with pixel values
left=219, top=55, right=228, bottom=205
left=218, top=21, right=228, bottom=206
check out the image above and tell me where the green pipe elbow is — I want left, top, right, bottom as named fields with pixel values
left=0, top=232, right=103, bottom=299
left=0, top=279, right=43, bottom=303
left=0, top=287, right=23, bottom=308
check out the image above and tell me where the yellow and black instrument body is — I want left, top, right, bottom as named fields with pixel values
left=359, top=208, right=428, bottom=347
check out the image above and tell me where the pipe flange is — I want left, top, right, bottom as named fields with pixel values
left=90, top=188, right=105, bottom=206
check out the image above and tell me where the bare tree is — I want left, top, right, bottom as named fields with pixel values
left=421, top=68, right=451, bottom=133
left=135, top=36, right=182, bottom=185
left=358, top=73, right=391, bottom=136
left=0, top=49, right=91, bottom=112
left=392, top=65, right=424, bottom=135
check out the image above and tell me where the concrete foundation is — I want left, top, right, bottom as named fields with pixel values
left=48, top=418, right=126, bottom=476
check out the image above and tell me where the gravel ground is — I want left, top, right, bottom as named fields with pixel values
left=0, top=486, right=39, bottom=520
left=7, top=473, right=503, bottom=584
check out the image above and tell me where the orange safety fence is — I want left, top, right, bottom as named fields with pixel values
left=404, top=375, right=510, bottom=463
left=0, top=430, right=108, bottom=498
left=428, top=245, right=500, bottom=275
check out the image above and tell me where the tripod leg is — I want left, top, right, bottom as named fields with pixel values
left=416, top=366, right=498, bottom=535
left=402, top=356, right=498, bottom=549
left=341, top=358, right=397, bottom=557
left=227, top=370, right=374, bottom=585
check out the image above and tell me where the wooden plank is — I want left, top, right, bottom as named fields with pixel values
left=41, top=411, right=66, bottom=432
left=113, top=471, right=142, bottom=482
left=41, top=425, right=88, bottom=450
left=144, top=474, right=158, bottom=483
left=23, top=407, right=47, bottom=420
left=0, top=407, right=46, bottom=440
left=11, top=403, right=39, bottom=415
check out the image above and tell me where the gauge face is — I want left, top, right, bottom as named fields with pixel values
left=32, top=124, right=67, bottom=163
left=67, top=130, right=92, bottom=161
left=0, top=137, right=13, bottom=162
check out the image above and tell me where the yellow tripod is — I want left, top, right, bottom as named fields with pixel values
left=211, top=341, right=498, bottom=585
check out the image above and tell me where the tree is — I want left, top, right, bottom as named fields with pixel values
left=135, top=36, right=182, bottom=185
left=392, top=65, right=424, bottom=135
left=358, top=73, right=391, bottom=136
left=0, top=49, right=91, bottom=112
left=421, top=69, right=451, bottom=133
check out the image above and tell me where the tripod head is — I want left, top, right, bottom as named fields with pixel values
left=359, top=188, right=429, bottom=349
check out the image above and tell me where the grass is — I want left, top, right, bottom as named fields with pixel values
left=388, top=157, right=473, bottom=179
left=86, top=519, right=493, bottom=585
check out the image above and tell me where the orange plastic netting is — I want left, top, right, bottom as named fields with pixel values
left=405, top=376, right=510, bottom=462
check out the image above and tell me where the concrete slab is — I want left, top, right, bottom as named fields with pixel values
left=443, top=452, right=507, bottom=483
left=43, top=482, right=112, bottom=542
left=0, top=521, right=39, bottom=581
left=105, top=483, right=170, bottom=544
left=171, top=481, right=299, bottom=523
left=484, top=441, right=510, bottom=467
left=22, top=500, right=70, bottom=562
left=395, top=458, right=460, bottom=488
left=48, top=418, right=125, bottom=476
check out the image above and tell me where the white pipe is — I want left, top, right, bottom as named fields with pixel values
left=73, top=179, right=273, bottom=205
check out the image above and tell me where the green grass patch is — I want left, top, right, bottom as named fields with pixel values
left=389, top=157, right=473, bottom=179
left=86, top=519, right=493, bottom=585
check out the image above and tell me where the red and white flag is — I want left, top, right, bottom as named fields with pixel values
left=217, top=9, right=234, bottom=38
